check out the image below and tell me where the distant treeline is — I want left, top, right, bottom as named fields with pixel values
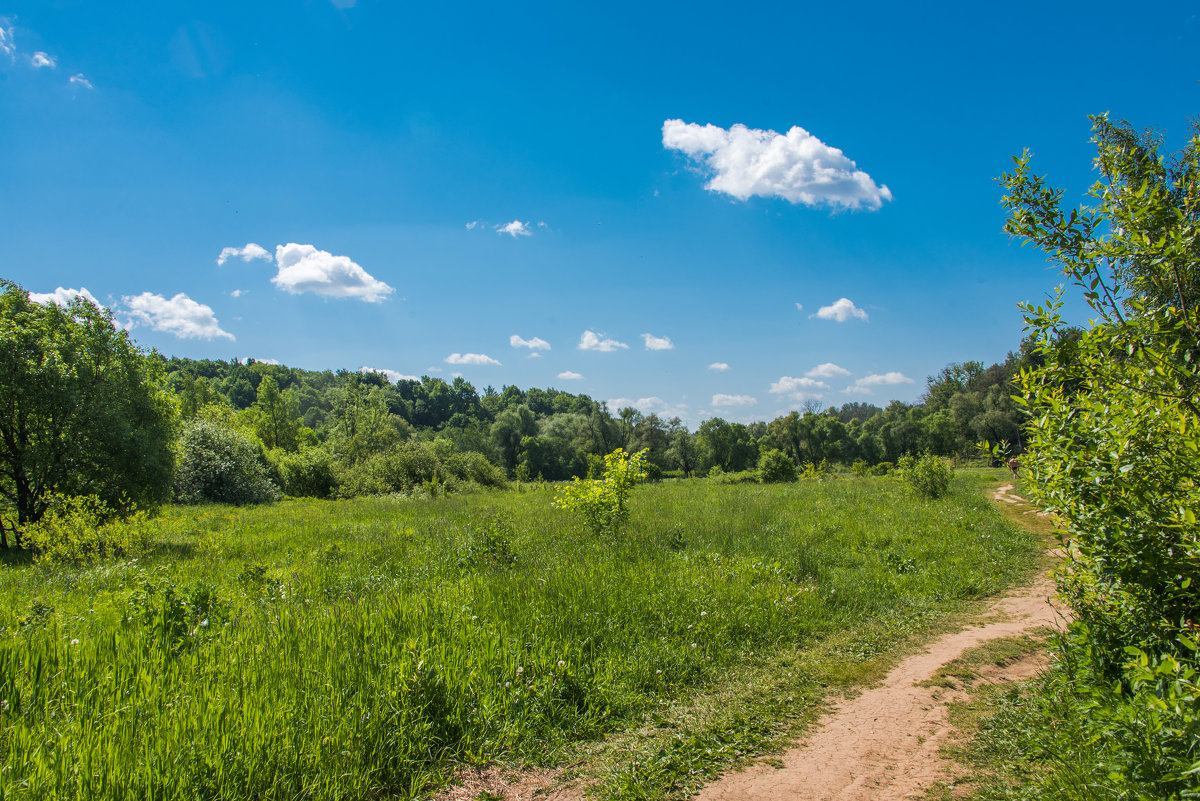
left=160, top=339, right=1046, bottom=496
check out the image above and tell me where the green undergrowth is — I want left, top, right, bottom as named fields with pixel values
left=0, top=471, right=1038, bottom=799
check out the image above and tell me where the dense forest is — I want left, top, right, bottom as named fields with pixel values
left=157, top=339, right=1038, bottom=501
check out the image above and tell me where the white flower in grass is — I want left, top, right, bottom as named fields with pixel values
left=69, top=638, right=79, bottom=646
left=504, top=681, right=512, bottom=689
left=690, top=643, right=697, bottom=648
left=516, top=666, right=524, bottom=675
left=700, top=611, right=707, bottom=617
left=557, top=660, right=566, bottom=668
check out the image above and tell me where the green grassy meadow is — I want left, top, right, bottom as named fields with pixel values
left=0, top=471, right=1038, bottom=800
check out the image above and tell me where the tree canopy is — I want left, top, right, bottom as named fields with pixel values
left=0, top=282, right=176, bottom=546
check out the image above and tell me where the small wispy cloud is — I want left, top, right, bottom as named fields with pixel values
left=230, top=289, right=246, bottom=298
left=806, top=362, right=851, bottom=378
left=445, top=352, right=501, bottom=366
left=607, top=396, right=690, bottom=419
left=578, top=330, right=629, bottom=352
left=217, top=243, right=273, bottom=265
left=121, top=292, right=234, bottom=341
left=30, top=51, right=54, bottom=69
left=496, top=220, right=532, bottom=238
left=708, top=362, right=731, bottom=372
left=557, top=370, right=584, bottom=380
left=68, top=73, right=93, bottom=90
left=845, top=372, right=913, bottom=394
left=0, top=21, right=15, bottom=60
left=510, top=334, right=551, bottom=351
left=360, top=366, right=418, bottom=384
left=662, top=119, right=892, bottom=211
left=813, top=298, right=868, bottom=322
left=712, top=394, right=756, bottom=408
left=642, top=333, right=674, bottom=351
left=795, top=302, right=804, bottom=311
left=465, top=221, right=480, bottom=230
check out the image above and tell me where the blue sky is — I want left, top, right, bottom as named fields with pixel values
left=2, top=1, right=1196, bottom=426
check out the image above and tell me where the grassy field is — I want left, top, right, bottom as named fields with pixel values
left=0, top=471, right=1038, bottom=800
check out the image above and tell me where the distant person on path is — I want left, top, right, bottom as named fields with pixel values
left=1007, top=457, right=1020, bottom=477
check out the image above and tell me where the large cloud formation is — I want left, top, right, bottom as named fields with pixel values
left=663, top=119, right=892, bottom=211
left=272, top=243, right=393, bottom=302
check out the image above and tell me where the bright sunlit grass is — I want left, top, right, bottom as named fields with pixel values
left=0, top=471, right=1036, bottom=799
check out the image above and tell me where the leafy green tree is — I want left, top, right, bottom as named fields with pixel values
left=251, top=376, right=302, bottom=451
left=1003, top=114, right=1200, bottom=796
left=553, top=448, right=648, bottom=536
left=0, top=282, right=176, bottom=546
left=490, top=405, right=537, bottom=473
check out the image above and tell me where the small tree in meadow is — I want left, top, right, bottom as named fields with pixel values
left=553, top=448, right=648, bottom=536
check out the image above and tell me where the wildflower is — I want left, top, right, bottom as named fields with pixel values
left=471, top=615, right=478, bottom=621
left=557, top=660, right=566, bottom=668
left=69, top=638, right=79, bottom=646
left=687, top=624, right=694, bottom=629
left=690, top=642, right=697, bottom=648
left=516, top=666, right=524, bottom=675
left=504, top=681, right=512, bottom=689
left=656, top=669, right=663, bottom=675
left=700, top=611, right=707, bottom=617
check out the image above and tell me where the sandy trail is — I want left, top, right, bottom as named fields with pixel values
left=438, top=484, right=1066, bottom=801
left=694, top=483, right=1067, bottom=801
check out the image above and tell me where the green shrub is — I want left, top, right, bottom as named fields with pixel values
left=336, top=442, right=440, bottom=498
left=458, top=517, right=518, bottom=569
left=896, top=453, right=952, bottom=499
left=643, top=462, right=664, bottom=483
left=758, top=449, right=797, bottom=483
left=711, top=469, right=760, bottom=485
left=444, top=451, right=507, bottom=488
left=554, top=448, right=647, bottom=536
left=867, top=461, right=893, bottom=476
left=850, top=459, right=869, bottom=477
left=274, top=447, right=337, bottom=499
left=175, top=420, right=280, bottom=505
left=799, top=458, right=832, bottom=480
left=22, top=494, right=150, bottom=566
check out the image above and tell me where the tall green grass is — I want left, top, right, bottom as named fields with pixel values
left=0, top=474, right=1036, bottom=799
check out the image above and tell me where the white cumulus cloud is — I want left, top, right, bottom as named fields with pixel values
left=557, top=370, right=583, bottom=380
left=662, top=119, right=892, bottom=211
left=708, top=362, right=731, bottom=372
left=510, top=334, right=551, bottom=350
left=30, top=51, right=55, bottom=69
left=813, top=298, right=868, bottom=322
left=217, top=243, right=273, bottom=265
left=712, top=394, right=756, bottom=408
left=445, top=352, right=501, bottom=366
left=806, top=362, right=851, bottom=378
left=578, top=330, right=629, bottom=352
left=249, top=357, right=280, bottom=365
left=28, top=286, right=100, bottom=307
left=360, top=366, right=418, bottom=383
left=496, top=220, right=532, bottom=237
left=121, top=292, right=234, bottom=340
left=272, top=243, right=393, bottom=303
left=846, top=372, right=914, bottom=394
left=769, top=376, right=829, bottom=400
left=642, top=332, right=674, bottom=351
left=68, top=73, right=93, bottom=90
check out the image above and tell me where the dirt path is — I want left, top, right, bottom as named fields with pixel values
left=438, top=484, right=1067, bottom=801
left=694, top=483, right=1067, bottom=801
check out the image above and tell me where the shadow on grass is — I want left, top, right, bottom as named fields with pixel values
left=0, top=546, right=34, bottom=567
